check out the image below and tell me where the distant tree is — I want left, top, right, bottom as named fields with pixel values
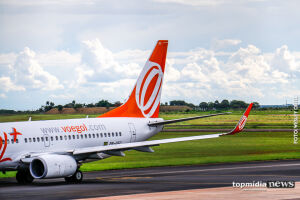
left=253, top=102, right=260, bottom=109
left=199, top=102, right=208, bottom=111
left=220, top=99, right=230, bottom=110
left=86, top=103, right=95, bottom=108
left=57, top=105, right=63, bottom=111
left=95, top=100, right=112, bottom=107
left=214, top=100, right=220, bottom=109
left=208, top=102, right=214, bottom=110
left=169, top=100, right=187, bottom=106
left=230, top=100, right=247, bottom=109
left=114, top=101, right=122, bottom=107
left=74, top=103, right=83, bottom=109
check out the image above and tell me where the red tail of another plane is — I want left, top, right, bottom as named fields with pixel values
left=99, top=40, right=168, bottom=118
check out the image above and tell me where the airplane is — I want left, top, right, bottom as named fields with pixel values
left=0, top=40, right=253, bottom=184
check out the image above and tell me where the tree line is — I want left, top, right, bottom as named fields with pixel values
left=0, top=99, right=261, bottom=114
left=164, top=99, right=260, bottom=111
left=40, top=100, right=122, bottom=112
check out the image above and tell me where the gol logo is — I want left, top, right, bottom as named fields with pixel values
left=135, top=61, right=163, bottom=118
left=238, top=116, right=247, bottom=130
left=0, top=132, right=12, bottom=163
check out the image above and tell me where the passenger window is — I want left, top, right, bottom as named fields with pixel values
left=7, top=139, right=10, bottom=144
left=88, top=134, right=91, bottom=138
left=104, top=133, right=107, bottom=137
left=108, top=133, right=110, bottom=137
left=29, top=138, right=32, bottom=143
left=112, top=132, right=114, bottom=137
left=119, top=132, right=122, bottom=136
left=24, top=138, right=27, bottom=143
left=77, top=135, right=79, bottom=139
left=33, top=138, right=36, bottom=142
left=11, top=139, right=14, bottom=144
left=68, top=135, right=71, bottom=140
left=60, top=136, right=63, bottom=140
left=81, top=135, right=83, bottom=139
left=55, top=136, right=58, bottom=140
left=16, top=139, right=19, bottom=143
left=64, top=135, right=67, bottom=140
left=37, top=137, right=40, bottom=142
left=51, top=136, right=53, bottom=141
left=45, top=137, right=48, bottom=141
left=85, top=134, right=87, bottom=139
left=100, top=133, right=103, bottom=138
left=73, top=135, right=75, bottom=139
left=41, top=137, right=44, bottom=142
left=92, top=134, right=95, bottom=138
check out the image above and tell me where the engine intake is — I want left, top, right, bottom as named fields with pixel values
left=29, top=154, right=77, bottom=179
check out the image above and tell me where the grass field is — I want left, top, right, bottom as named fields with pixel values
left=0, top=110, right=297, bottom=178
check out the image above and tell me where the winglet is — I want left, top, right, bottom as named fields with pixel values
left=222, top=103, right=253, bottom=135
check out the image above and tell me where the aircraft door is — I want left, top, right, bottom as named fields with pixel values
left=43, top=134, right=50, bottom=147
left=128, top=123, right=136, bottom=143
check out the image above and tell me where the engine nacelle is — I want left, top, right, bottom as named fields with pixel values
left=29, top=154, right=77, bottom=179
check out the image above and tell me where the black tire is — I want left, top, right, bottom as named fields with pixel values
left=65, top=170, right=83, bottom=183
left=16, top=170, right=34, bottom=184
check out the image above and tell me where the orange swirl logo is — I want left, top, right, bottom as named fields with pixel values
left=135, top=61, right=163, bottom=118
left=0, top=132, right=12, bottom=163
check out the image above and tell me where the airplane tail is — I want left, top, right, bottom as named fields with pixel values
left=99, top=40, right=168, bottom=118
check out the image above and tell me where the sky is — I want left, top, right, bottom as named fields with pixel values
left=0, top=0, right=300, bottom=110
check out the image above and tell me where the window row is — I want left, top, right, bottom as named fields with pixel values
left=24, top=132, right=122, bottom=143
left=1, top=139, right=19, bottom=144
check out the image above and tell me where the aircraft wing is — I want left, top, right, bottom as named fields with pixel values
left=72, top=103, right=253, bottom=156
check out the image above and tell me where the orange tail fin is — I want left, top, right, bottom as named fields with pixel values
left=98, top=40, right=168, bottom=118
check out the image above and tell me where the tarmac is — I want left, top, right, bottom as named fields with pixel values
left=1, top=159, right=300, bottom=200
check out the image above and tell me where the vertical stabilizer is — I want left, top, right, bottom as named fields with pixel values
left=99, top=40, right=168, bottom=118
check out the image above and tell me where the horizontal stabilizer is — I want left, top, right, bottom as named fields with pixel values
left=148, top=112, right=231, bottom=126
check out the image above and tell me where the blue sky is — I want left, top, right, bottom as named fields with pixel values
left=0, top=0, right=299, bottom=110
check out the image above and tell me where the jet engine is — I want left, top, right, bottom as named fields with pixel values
left=29, top=154, right=77, bottom=179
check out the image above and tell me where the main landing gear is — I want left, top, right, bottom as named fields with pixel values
left=64, top=170, right=83, bottom=183
left=16, top=169, right=34, bottom=184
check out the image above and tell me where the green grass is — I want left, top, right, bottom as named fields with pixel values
left=0, top=110, right=297, bottom=178
left=80, top=131, right=299, bottom=172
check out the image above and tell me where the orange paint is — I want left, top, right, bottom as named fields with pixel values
left=0, top=132, right=12, bottom=163
left=98, top=40, right=168, bottom=118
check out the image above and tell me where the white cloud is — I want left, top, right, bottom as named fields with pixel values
left=13, top=47, right=64, bottom=91
left=212, top=39, right=242, bottom=50
left=0, top=93, right=6, bottom=98
left=78, top=38, right=142, bottom=83
left=1, top=38, right=300, bottom=109
left=0, top=76, right=25, bottom=92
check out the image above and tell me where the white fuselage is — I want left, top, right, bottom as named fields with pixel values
left=0, top=117, right=164, bottom=170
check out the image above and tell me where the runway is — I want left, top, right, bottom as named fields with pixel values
left=1, top=159, right=300, bottom=200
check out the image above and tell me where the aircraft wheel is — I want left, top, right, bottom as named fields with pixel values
left=16, top=170, right=34, bottom=184
left=65, top=170, right=83, bottom=183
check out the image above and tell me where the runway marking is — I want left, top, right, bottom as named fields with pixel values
left=93, top=162, right=300, bottom=179
left=97, top=177, right=152, bottom=180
